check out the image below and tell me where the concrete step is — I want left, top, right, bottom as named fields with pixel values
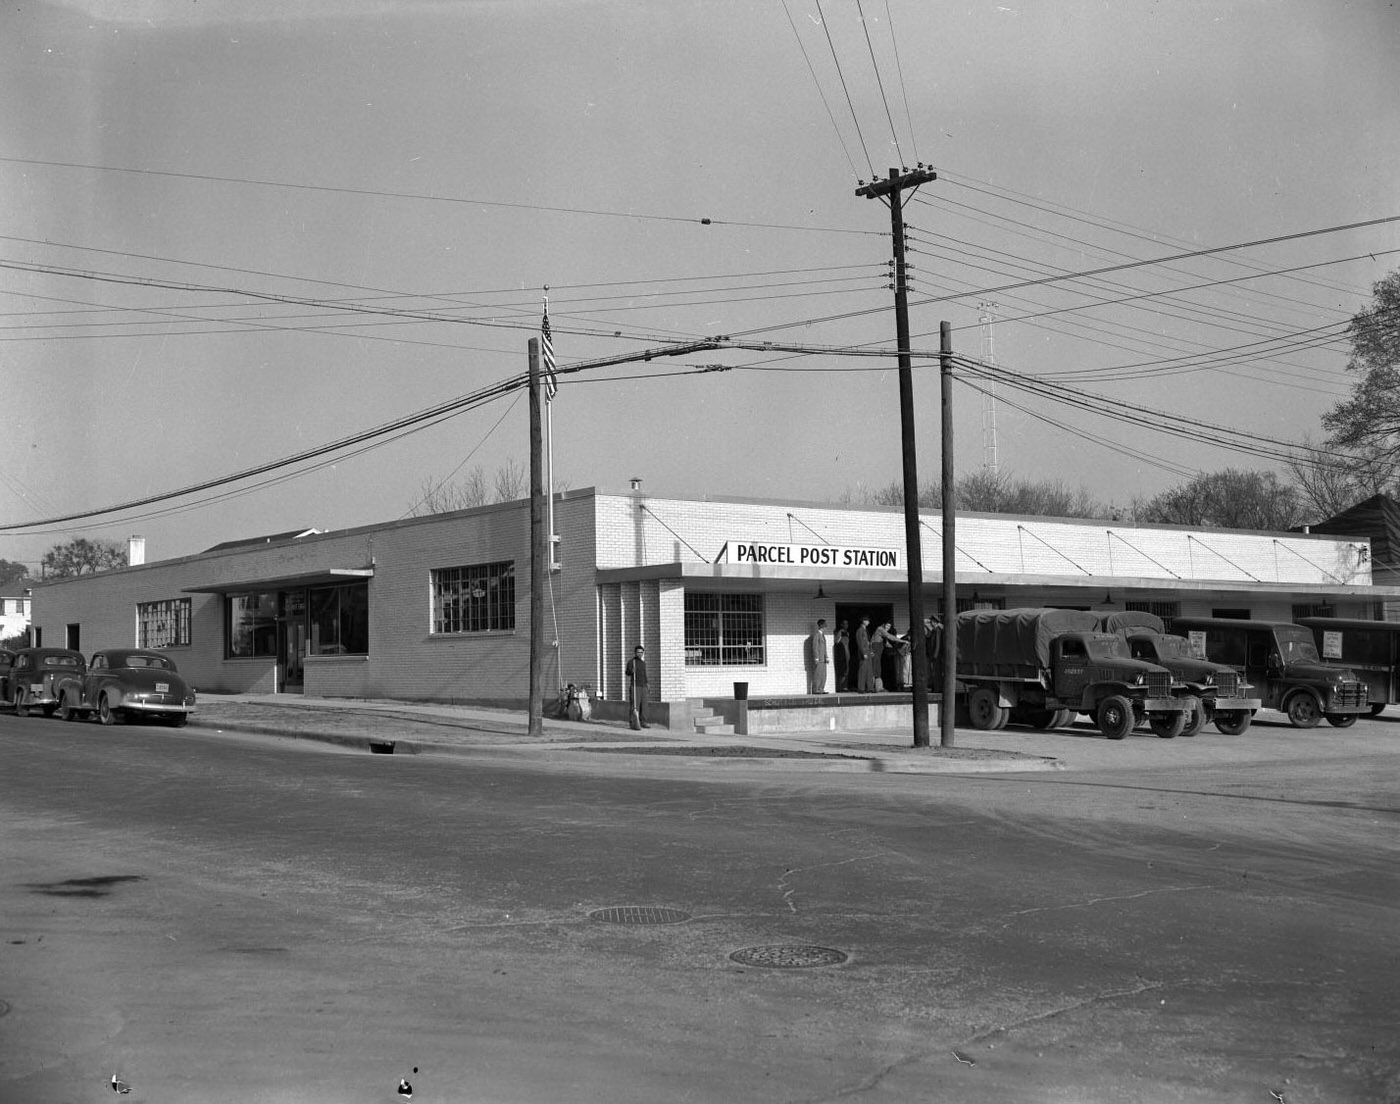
left=694, top=714, right=733, bottom=735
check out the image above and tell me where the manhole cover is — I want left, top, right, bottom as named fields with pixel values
left=730, top=944, right=848, bottom=968
left=589, top=906, right=691, bottom=925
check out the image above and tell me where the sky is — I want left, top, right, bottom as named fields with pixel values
left=1, top=0, right=1398, bottom=573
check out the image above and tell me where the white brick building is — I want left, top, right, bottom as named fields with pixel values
left=26, top=486, right=1399, bottom=723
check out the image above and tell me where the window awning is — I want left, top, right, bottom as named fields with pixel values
left=183, top=567, right=373, bottom=594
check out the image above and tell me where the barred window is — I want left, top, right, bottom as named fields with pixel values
left=1292, top=602, right=1334, bottom=621
left=684, top=592, right=765, bottom=665
left=1126, top=600, right=1181, bottom=632
left=137, top=597, right=192, bottom=648
left=432, top=561, right=515, bottom=634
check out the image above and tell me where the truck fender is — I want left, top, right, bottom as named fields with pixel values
left=1080, top=684, right=1137, bottom=713
left=1279, top=686, right=1322, bottom=715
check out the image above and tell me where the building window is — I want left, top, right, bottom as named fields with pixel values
left=309, top=582, right=369, bottom=655
left=1126, top=600, right=1181, bottom=632
left=138, top=598, right=192, bottom=648
left=227, top=591, right=279, bottom=657
left=956, top=596, right=1006, bottom=614
left=684, top=592, right=765, bottom=665
left=432, top=561, right=515, bottom=634
left=1292, top=603, right=1335, bottom=620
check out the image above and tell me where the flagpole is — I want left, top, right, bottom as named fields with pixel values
left=543, top=291, right=557, bottom=571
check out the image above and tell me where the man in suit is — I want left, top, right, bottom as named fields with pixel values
left=625, top=644, right=649, bottom=729
left=855, top=617, right=874, bottom=693
left=808, top=618, right=829, bottom=694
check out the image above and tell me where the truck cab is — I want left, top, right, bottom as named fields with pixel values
left=1170, top=617, right=1366, bottom=729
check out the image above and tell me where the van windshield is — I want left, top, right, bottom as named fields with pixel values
left=1276, top=626, right=1321, bottom=663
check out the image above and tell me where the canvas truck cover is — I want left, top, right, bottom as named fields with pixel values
left=1097, top=610, right=1164, bottom=636
left=956, top=607, right=1102, bottom=678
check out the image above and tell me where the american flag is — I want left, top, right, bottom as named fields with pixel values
left=541, top=303, right=558, bottom=402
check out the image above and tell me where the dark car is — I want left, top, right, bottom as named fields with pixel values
left=54, top=648, right=196, bottom=727
left=8, top=647, right=87, bottom=716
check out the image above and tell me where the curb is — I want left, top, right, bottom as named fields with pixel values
left=198, top=718, right=1061, bottom=773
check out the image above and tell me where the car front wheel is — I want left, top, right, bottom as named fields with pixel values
left=1325, top=712, right=1358, bottom=728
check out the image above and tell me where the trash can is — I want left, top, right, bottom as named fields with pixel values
left=733, top=681, right=749, bottom=701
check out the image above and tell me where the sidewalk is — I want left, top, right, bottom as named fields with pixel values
left=189, top=693, right=1065, bottom=774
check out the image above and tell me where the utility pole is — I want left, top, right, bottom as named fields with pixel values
left=527, top=337, right=546, bottom=737
left=857, top=165, right=936, bottom=749
left=940, top=321, right=957, bottom=748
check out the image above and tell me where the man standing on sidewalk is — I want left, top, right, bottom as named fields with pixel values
left=808, top=618, right=829, bottom=694
left=626, top=645, right=649, bottom=729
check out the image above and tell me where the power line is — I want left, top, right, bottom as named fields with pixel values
left=854, top=0, right=904, bottom=167
left=813, top=0, right=877, bottom=179
left=733, top=211, right=1400, bottom=337
left=0, top=154, right=880, bottom=238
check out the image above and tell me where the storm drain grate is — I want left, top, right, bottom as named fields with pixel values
left=589, top=906, right=691, bottom=925
left=730, top=945, right=848, bottom=968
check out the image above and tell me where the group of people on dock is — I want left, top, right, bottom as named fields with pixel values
left=808, top=615, right=942, bottom=694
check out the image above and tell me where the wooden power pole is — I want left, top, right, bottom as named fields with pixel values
left=857, top=166, right=937, bottom=748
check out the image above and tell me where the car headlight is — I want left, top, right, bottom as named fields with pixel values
left=1134, top=672, right=1146, bottom=686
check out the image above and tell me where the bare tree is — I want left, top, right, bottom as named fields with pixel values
left=408, top=460, right=540, bottom=517
left=1287, top=436, right=1399, bottom=524
left=492, top=457, right=527, bottom=502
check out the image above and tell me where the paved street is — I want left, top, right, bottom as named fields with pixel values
left=1, top=710, right=1397, bottom=1103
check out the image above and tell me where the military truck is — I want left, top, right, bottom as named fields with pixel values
left=955, top=608, right=1197, bottom=740
left=1169, top=617, right=1367, bottom=729
left=1098, top=611, right=1261, bottom=735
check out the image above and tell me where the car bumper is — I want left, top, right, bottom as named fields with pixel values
left=119, top=701, right=196, bottom=715
left=1141, top=697, right=1192, bottom=713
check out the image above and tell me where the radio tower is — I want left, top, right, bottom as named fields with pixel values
left=979, top=301, right=999, bottom=473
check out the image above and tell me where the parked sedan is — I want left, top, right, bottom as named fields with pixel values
left=54, top=649, right=196, bottom=727
left=0, top=648, right=14, bottom=702
left=9, top=647, right=86, bottom=716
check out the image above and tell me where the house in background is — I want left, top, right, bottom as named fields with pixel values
left=0, top=587, right=32, bottom=644
left=1308, top=494, right=1400, bottom=611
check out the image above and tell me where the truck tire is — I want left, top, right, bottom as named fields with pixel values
left=1285, top=693, right=1322, bottom=729
left=1325, top=713, right=1358, bottom=728
left=1148, top=711, right=1185, bottom=739
left=1051, top=708, right=1074, bottom=729
left=1180, top=700, right=1206, bottom=737
left=1368, top=702, right=1386, bottom=716
left=1096, top=695, right=1135, bottom=740
left=1024, top=708, right=1057, bottom=730
left=1214, top=710, right=1252, bottom=735
left=967, top=687, right=1005, bottom=730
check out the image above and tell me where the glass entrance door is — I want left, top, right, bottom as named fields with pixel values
left=278, top=589, right=308, bottom=693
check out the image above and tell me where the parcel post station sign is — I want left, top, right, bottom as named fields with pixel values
left=719, top=541, right=902, bottom=570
